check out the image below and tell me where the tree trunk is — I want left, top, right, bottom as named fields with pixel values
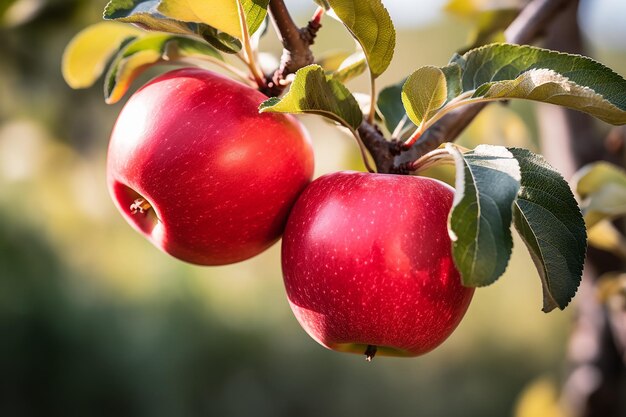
left=537, top=2, right=626, bottom=416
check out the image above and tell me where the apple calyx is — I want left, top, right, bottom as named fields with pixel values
left=130, top=198, right=152, bottom=215
left=364, top=345, right=377, bottom=362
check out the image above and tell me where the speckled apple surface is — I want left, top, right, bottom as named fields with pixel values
left=107, top=68, right=314, bottom=265
left=281, top=172, right=474, bottom=357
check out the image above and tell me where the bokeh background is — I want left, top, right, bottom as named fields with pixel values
left=1, top=0, right=625, bottom=416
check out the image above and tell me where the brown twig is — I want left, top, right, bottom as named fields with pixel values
left=265, top=0, right=571, bottom=172
left=356, top=123, right=400, bottom=174
left=504, top=0, right=570, bottom=45
left=264, top=0, right=322, bottom=97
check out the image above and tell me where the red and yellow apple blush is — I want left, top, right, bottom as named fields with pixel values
left=107, top=68, right=314, bottom=265
left=281, top=171, right=473, bottom=359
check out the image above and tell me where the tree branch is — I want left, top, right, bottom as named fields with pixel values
left=356, top=123, right=402, bottom=174
left=395, top=0, right=572, bottom=165
left=264, top=0, right=571, bottom=172
left=264, top=0, right=321, bottom=97
left=504, top=0, right=570, bottom=45
left=535, top=3, right=626, bottom=416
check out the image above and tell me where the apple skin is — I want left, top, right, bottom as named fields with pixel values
left=281, top=171, right=474, bottom=358
left=107, top=68, right=314, bottom=265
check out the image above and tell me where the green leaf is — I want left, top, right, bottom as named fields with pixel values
left=574, top=162, right=626, bottom=228
left=509, top=148, right=586, bottom=312
left=241, top=0, right=270, bottom=36
left=103, top=0, right=242, bottom=53
left=170, top=35, right=224, bottom=60
left=379, top=70, right=464, bottom=137
left=315, top=50, right=354, bottom=72
left=104, top=0, right=189, bottom=33
left=197, top=26, right=242, bottom=54
left=331, top=52, right=367, bottom=83
left=157, top=0, right=268, bottom=40
left=441, top=63, right=462, bottom=102
left=104, top=33, right=222, bottom=103
left=452, top=44, right=626, bottom=125
left=62, top=22, right=143, bottom=89
left=259, top=64, right=363, bottom=131
left=582, top=184, right=626, bottom=228
left=377, top=80, right=408, bottom=134
left=157, top=0, right=235, bottom=37
left=326, top=0, right=395, bottom=78
left=402, top=66, right=447, bottom=127
left=587, top=220, right=626, bottom=259
left=446, top=144, right=521, bottom=287
left=576, top=161, right=626, bottom=197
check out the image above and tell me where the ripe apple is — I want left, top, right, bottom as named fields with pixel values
left=107, top=68, right=314, bottom=265
left=281, top=171, right=474, bottom=359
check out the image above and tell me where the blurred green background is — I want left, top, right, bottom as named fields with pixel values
left=1, top=1, right=625, bottom=416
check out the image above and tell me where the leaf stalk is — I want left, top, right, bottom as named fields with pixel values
left=367, top=77, right=377, bottom=124
left=237, top=1, right=266, bottom=89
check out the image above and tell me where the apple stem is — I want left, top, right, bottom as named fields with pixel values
left=364, top=345, right=377, bottom=362
left=130, top=198, right=152, bottom=215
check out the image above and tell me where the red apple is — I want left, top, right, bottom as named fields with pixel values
left=281, top=171, right=473, bottom=359
left=107, top=68, right=314, bottom=265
